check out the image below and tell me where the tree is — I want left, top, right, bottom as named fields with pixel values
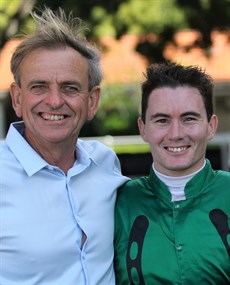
left=0, top=0, right=36, bottom=47
left=35, top=0, right=230, bottom=62
left=176, top=0, right=230, bottom=50
left=1, top=0, right=230, bottom=59
left=102, top=0, right=230, bottom=62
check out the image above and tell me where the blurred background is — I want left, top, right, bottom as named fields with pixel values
left=0, top=0, right=229, bottom=174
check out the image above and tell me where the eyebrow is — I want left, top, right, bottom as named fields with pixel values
left=28, top=80, right=47, bottom=85
left=60, top=80, right=82, bottom=86
left=181, top=111, right=202, bottom=118
left=150, top=113, right=170, bottom=120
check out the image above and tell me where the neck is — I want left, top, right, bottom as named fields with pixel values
left=44, top=149, right=76, bottom=174
left=153, top=160, right=206, bottom=182
left=25, top=133, right=77, bottom=174
left=153, top=161, right=206, bottom=202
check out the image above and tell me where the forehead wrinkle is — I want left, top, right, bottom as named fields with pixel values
left=28, top=77, right=83, bottom=88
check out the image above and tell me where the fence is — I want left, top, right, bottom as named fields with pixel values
left=82, top=134, right=230, bottom=176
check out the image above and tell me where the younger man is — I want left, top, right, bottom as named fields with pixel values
left=114, top=62, right=230, bottom=284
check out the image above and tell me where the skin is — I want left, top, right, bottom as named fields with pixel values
left=10, top=47, right=100, bottom=173
left=138, top=86, right=218, bottom=176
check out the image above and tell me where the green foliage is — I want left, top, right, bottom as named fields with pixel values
left=0, top=0, right=20, bottom=42
left=176, top=0, right=230, bottom=49
left=0, top=0, right=18, bottom=29
left=0, top=0, right=36, bottom=47
left=115, top=0, right=187, bottom=35
left=1, top=0, right=230, bottom=59
left=80, top=83, right=141, bottom=137
left=91, top=7, right=117, bottom=37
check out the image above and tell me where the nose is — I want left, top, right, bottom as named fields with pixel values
left=45, top=87, right=65, bottom=109
left=168, top=121, right=183, bottom=140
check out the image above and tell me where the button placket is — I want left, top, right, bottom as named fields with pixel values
left=173, top=202, right=184, bottom=252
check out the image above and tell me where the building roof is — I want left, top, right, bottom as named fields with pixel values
left=101, top=30, right=230, bottom=84
left=0, top=39, right=22, bottom=92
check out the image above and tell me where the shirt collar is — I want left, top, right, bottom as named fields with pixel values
left=148, top=159, right=214, bottom=202
left=6, top=122, right=48, bottom=176
left=6, top=122, right=97, bottom=177
left=76, top=139, right=98, bottom=166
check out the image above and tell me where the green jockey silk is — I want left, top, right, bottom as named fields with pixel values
left=114, top=160, right=230, bottom=285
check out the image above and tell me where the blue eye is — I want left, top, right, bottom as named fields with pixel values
left=30, top=84, right=47, bottom=95
left=185, top=117, right=196, bottom=122
left=61, top=85, right=88, bottom=97
left=65, top=86, right=78, bottom=92
left=31, top=85, right=44, bottom=90
left=156, top=118, right=168, bottom=124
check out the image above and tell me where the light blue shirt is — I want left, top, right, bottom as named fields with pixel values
left=0, top=122, right=129, bottom=285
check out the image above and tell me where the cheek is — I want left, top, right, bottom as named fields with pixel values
left=18, top=96, right=39, bottom=118
left=188, top=126, right=209, bottom=141
left=143, top=127, right=161, bottom=144
left=69, top=99, right=88, bottom=119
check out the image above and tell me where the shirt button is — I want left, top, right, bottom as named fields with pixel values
left=176, top=245, right=183, bottom=251
left=175, top=204, right=180, bottom=209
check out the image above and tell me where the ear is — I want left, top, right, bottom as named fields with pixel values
left=10, top=82, right=22, bottom=118
left=87, top=86, right=101, bottom=121
left=207, top=114, right=218, bottom=141
left=138, top=116, right=148, bottom=143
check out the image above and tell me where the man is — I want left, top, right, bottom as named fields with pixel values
left=0, top=7, right=128, bottom=285
left=114, top=62, right=230, bottom=284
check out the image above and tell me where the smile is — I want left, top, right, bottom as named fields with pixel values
left=41, top=113, right=65, bottom=121
left=167, top=147, right=188, bottom=153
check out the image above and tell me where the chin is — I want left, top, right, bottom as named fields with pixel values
left=165, top=163, right=193, bottom=174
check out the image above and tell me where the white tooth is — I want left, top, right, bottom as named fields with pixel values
left=168, top=147, right=186, bottom=153
left=43, top=114, right=64, bottom=121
